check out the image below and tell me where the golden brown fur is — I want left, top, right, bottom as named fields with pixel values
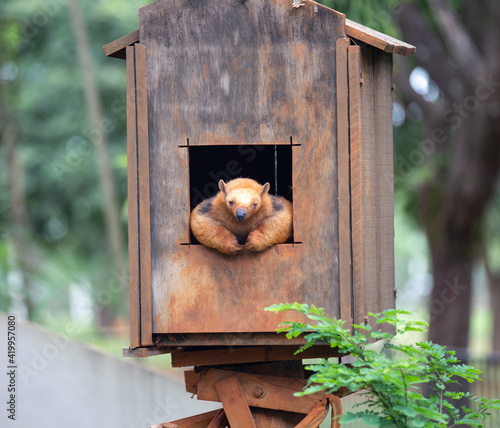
left=190, top=178, right=293, bottom=255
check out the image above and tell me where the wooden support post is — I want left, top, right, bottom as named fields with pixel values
left=206, top=409, right=228, bottom=428
left=215, top=376, right=256, bottom=428
left=158, top=359, right=346, bottom=428
left=293, top=397, right=329, bottom=428
left=328, top=395, right=343, bottom=428
left=150, top=409, right=223, bottom=428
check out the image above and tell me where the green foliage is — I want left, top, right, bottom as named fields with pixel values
left=320, top=0, right=401, bottom=36
left=265, top=304, right=500, bottom=427
left=0, top=0, right=150, bottom=323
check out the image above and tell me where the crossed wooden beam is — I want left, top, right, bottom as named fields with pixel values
left=151, top=367, right=343, bottom=428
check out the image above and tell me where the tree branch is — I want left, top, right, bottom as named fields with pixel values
left=396, top=3, right=463, bottom=103
left=427, top=0, right=486, bottom=83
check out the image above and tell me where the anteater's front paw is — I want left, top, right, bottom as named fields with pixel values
left=220, top=237, right=243, bottom=255
left=245, top=231, right=268, bottom=252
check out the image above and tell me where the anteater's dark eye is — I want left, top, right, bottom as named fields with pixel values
left=228, top=201, right=234, bottom=206
left=252, top=203, right=257, bottom=208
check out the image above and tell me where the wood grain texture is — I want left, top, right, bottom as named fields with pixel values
left=139, top=0, right=345, bottom=334
left=348, top=45, right=367, bottom=326
left=215, top=377, right=256, bottom=428
left=103, top=29, right=139, bottom=59
left=206, top=409, right=228, bottom=428
left=135, top=43, right=153, bottom=346
left=346, top=19, right=416, bottom=56
left=358, top=46, right=378, bottom=327
left=294, top=398, right=329, bottom=428
left=198, top=368, right=323, bottom=415
left=373, top=49, right=396, bottom=326
left=349, top=45, right=396, bottom=330
left=126, top=45, right=140, bottom=348
left=336, top=37, right=352, bottom=330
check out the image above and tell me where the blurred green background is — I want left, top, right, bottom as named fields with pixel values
left=1, top=0, right=500, bottom=366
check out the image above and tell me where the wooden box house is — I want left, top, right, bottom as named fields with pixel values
left=104, top=0, right=415, bottom=354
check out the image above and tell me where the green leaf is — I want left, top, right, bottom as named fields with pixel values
left=361, top=413, right=382, bottom=426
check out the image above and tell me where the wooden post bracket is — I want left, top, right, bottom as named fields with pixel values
left=151, top=369, right=343, bottom=427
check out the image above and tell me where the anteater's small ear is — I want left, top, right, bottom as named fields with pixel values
left=261, top=182, right=270, bottom=196
left=219, top=180, right=228, bottom=195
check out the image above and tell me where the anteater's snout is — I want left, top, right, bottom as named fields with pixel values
left=236, top=209, right=247, bottom=222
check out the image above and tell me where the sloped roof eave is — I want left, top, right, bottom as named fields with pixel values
left=103, top=18, right=415, bottom=59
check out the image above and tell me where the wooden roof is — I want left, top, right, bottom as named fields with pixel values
left=345, top=19, right=415, bottom=56
left=103, top=12, right=415, bottom=59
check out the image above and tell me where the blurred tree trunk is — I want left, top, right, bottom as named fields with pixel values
left=396, top=0, right=500, bottom=357
left=3, top=121, right=35, bottom=319
left=69, top=0, right=125, bottom=329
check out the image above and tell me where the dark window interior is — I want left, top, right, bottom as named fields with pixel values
left=187, top=144, right=294, bottom=244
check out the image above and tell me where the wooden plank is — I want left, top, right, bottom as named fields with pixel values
left=135, top=43, right=153, bottom=346
left=123, top=346, right=177, bottom=358
left=156, top=332, right=313, bottom=347
left=139, top=0, right=344, bottom=334
left=358, top=46, right=377, bottom=328
left=171, top=345, right=341, bottom=368
left=184, top=369, right=200, bottom=394
left=207, top=409, right=228, bottom=428
left=336, top=38, right=352, bottom=331
left=101, top=19, right=418, bottom=60
left=346, top=19, right=416, bottom=56
left=327, top=395, right=343, bottom=428
left=294, top=397, right=329, bottom=428
left=358, top=47, right=381, bottom=331
left=348, top=45, right=365, bottom=326
left=126, top=45, right=140, bottom=348
left=156, top=409, right=224, bottom=428
left=102, top=29, right=139, bottom=59
left=197, top=368, right=324, bottom=414
left=373, top=49, right=396, bottom=323
left=215, top=377, right=256, bottom=428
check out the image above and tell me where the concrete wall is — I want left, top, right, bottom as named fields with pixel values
left=0, top=313, right=219, bottom=427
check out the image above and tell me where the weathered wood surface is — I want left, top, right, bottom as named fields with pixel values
left=327, top=395, right=343, bottom=428
left=215, top=377, right=257, bottom=428
left=135, top=43, right=153, bottom=346
left=336, top=37, right=352, bottom=330
left=139, top=0, right=345, bottom=334
left=206, top=409, right=228, bottom=428
left=349, top=45, right=396, bottom=329
left=294, top=397, right=329, bottom=428
left=348, top=45, right=368, bottom=327
left=373, top=49, right=396, bottom=331
left=346, top=19, right=416, bottom=56
left=126, top=45, right=140, bottom=347
left=102, top=17, right=417, bottom=60
left=103, top=29, right=139, bottom=59
left=197, top=368, right=324, bottom=415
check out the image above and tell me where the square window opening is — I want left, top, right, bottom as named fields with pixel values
left=187, top=144, right=295, bottom=245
